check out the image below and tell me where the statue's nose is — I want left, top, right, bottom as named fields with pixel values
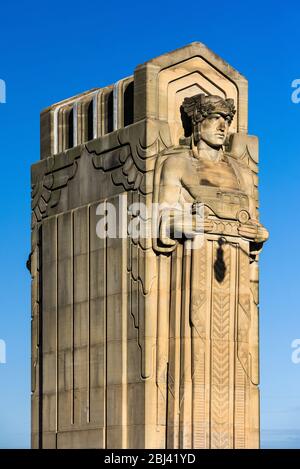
left=217, top=118, right=225, bottom=131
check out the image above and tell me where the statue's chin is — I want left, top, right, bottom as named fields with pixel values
left=201, top=139, right=224, bottom=150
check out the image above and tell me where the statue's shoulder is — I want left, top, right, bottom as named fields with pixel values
left=160, top=144, right=193, bottom=166
left=224, top=151, right=253, bottom=176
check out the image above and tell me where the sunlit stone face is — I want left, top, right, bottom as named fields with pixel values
left=199, top=113, right=229, bottom=148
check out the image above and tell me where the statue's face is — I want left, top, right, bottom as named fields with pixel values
left=199, top=113, right=229, bottom=148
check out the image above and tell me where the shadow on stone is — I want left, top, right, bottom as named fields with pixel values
left=214, top=237, right=226, bottom=282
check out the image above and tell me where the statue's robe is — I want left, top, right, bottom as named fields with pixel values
left=152, top=140, right=260, bottom=448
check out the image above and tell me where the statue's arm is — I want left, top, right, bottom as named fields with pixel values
left=158, top=157, right=210, bottom=242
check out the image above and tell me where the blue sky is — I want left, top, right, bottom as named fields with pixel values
left=0, top=0, right=299, bottom=449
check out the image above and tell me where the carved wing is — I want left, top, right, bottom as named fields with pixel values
left=87, top=122, right=172, bottom=379
left=227, top=133, right=259, bottom=220
left=90, top=123, right=171, bottom=195
left=31, top=147, right=81, bottom=229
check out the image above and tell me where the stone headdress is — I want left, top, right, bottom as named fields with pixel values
left=181, top=93, right=236, bottom=144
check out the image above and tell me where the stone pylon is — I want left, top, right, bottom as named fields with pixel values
left=29, top=43, right=267, bottom=449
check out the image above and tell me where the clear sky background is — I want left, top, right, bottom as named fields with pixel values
left=0, top=0, right=299, bottom=449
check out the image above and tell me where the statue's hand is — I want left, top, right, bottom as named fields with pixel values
left=255, top=225, right=269, bottom=243
left=238, top=222, right=258, bottom=240
left=200, top=218, right=214, bottom=234
left=183, top=216, right=214, bottom=238
left=172, top=215, right=214, bottom=239
left=238, top=222, right=269, bottom=243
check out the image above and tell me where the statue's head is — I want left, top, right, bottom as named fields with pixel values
left=181, top=94, right=236, bottom=148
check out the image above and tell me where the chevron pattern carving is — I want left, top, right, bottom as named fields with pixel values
left=211, top=242, right=231, bottom=449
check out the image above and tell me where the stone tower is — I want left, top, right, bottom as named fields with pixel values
left=30, top=43, right=267, bottom=448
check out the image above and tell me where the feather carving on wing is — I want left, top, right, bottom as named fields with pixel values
left=31, top=148, right=81, bottom=229
left=226, top=133, right=259, bottom=219
left=88, top=126, right=170, bottom=291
